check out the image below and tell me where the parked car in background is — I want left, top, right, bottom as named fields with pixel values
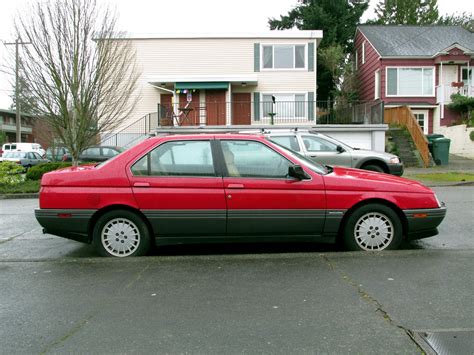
left=62, top=146, right=124, bottom=163
left=35, top=134, right=445, bottom=258
left=1, top=142, right=45, bottom=158
left=0, top=151, right=50, bottom=169
left=265, top=129, right=404, bottom=176
left=45, top=146, right=70, bottom=162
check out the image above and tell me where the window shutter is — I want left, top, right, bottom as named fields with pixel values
left=308, top=92, right=315, bottom=121
left=308, top=42, right=314, bottom=72
left=254, top=92, right=260, bottom=121
left=254, top=43, right=260, bottom=72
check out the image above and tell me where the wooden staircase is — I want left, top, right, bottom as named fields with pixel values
left=386, top=128, right=423, bottom=167
left=384, top=106, right=431, bottom=167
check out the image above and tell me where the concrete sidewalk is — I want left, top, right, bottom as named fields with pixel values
left=405, top=154, right=474, bottom=175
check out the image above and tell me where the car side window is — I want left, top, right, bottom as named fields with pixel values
left=83, top=147, right=100, bottom=156
left=102, top=148, right=119, bottom=157
left=221, top=140, right=292, bottom=179
left=269, top=135, right=300, bottom=152
left=131, top=140, right=215, bottom=177
left=32, top=152, right=42, bottom=159
left=302, top=135, right=338, bottom=152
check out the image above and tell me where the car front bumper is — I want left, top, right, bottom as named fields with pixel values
left=387, top=163, right=404, bottom=176
left=403, top=206, right=447, bottom=240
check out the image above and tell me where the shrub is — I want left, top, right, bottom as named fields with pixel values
left=26, top=162, right=72, bottom=181
left=470, top=130, right=474, bottom=142
left=0, top=161, right=25, bottom=185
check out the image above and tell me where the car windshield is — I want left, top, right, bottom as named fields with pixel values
left=270, top=140, right=328, bottom=175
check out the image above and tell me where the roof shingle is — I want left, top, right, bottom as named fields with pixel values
left=358, top=25, right=474, bottom=57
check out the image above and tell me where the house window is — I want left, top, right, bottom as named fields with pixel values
left=462, top=67, right=473, bottom=85
left=262, top=44, right=305, bottom=70
left=374, top=70, right=380, bottom=99
left=362, top=41, right=366, bottom=65
left=262, top=93, right=306, bottom=119
left=386, top=67, right=434, bottom=96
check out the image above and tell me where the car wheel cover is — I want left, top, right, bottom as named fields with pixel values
left=354, top=212, right=394, bottom=251
left=101, top=218, right=140, bottom=257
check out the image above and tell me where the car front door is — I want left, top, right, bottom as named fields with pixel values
left=128, top=139, right=226, bottom=237
left=219, top=139, right=326, bottom=237
left=300, top=135, right=353, bottom=168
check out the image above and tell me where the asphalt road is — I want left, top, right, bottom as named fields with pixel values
left=0, top=186, right=473, bottom=353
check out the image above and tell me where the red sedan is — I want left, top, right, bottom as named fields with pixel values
left=35, top=134, right=446, bottom=257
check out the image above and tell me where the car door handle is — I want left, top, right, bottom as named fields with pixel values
left=227, top=183, right=244, bottom=189
left=133, top=182, right=150, bottom=187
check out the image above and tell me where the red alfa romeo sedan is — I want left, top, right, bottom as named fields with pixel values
left=35, top=134, right=446, bottom=257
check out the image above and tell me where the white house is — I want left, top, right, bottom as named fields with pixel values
left=119, top=31, right=322, bottom=128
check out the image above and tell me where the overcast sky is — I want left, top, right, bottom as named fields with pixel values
left=0, top=0, right=472, bottom=108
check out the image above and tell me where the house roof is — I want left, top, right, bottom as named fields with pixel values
left=358, top=25, right=474, bottom=57
left=100, top=30, right=323, bottom=40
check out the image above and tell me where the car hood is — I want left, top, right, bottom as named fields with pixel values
left=323, top=166, right=432, bottom=193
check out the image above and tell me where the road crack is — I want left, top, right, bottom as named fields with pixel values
left=321, top=255, right=423, bottom=352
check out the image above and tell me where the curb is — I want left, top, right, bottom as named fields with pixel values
left=0, top=193, right=39, bottom=200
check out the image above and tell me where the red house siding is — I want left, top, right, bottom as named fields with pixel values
left=355, top=30, right=381, bottom=101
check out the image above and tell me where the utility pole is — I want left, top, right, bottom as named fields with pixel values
left=4, top=38, right=31, bottom=142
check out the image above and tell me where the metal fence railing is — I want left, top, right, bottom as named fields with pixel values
left=100, top=100, right=384, bottom=148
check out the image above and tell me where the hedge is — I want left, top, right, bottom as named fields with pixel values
left=26, top=162, right=72, bottom=181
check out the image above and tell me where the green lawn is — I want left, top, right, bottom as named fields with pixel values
left=407, top=172, right=474, bottom=183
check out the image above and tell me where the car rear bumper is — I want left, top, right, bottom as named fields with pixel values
left=403, top=206, right=447, bottom=240
left=35, top=209, right=95, bottom=243
left=387, top=163, right=404, bottom=176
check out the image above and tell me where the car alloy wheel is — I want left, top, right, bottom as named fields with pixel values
left=93, top=210, right=151, bottom=257
left=101, top=218, right=141, bottom=257
left=354, top=212, right=394, bottom=250
left=343, top=203, right=402, bottom=251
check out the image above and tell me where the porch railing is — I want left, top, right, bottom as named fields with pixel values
left=157, top=100, right=384, bottom=126
left=384, top=106, right=430, bottom=167
left=436, top=84, right=474, bottom=104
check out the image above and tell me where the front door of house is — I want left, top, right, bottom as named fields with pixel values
left=206, top=90, right=226, bottom=125
left=412, top=109, right=429, bottom=134
left=232, top=93, right=251, bottom=125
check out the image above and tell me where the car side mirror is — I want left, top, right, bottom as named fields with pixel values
left=336, top=145, right=345, bottom=153
left=288, top=165, right=310, bottom=180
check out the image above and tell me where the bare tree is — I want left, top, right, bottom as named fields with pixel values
left=15, top=0, right=139, bottom=165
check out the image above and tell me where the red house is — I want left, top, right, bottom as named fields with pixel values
left=355, top=25, right=473, bottom=135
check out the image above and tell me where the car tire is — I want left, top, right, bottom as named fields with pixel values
left=92, top=210, right=151, bottom=257
left=362, top=164, right=385, bottom=173
left=343, top=204, right=402, bottom=251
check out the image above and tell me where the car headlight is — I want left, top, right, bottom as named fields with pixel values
left=389, top=157, right=400, bottom=164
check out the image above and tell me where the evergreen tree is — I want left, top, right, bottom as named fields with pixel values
left=373, top=0, right=439, bottom=25
left=268, top=0, right=368, bottom=102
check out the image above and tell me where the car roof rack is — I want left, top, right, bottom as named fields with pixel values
left=152, top=125, right=316, bottom=136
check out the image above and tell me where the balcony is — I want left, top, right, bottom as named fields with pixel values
left=436, top=84, right=474, bottom=104
left=157, top=100, right=384, bottom=127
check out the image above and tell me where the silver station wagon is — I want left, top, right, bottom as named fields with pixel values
left=266, top=129, right=404, bottom=176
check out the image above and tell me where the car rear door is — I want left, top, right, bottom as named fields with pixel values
left=128, top=139, right=226, bottom=237
left=218, top=139, right=326, bottom=237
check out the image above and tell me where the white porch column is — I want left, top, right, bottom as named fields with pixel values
left=226, top=83, right=232, bottom=125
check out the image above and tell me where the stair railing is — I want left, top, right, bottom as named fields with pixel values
left=384, top=106, right=430, bottom=167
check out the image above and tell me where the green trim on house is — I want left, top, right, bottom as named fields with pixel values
left=254, top=43, right=260, bottom=72
left=253, top=92, right=260, bottom=121
left=308, top=42, right=314, bottom=72
left=175, top=82, right=229, bottom=90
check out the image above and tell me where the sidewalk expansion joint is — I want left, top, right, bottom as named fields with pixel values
left=320, top=255, right=423, bottom=352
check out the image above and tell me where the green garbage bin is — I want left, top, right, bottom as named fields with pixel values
left=426, top=134, right=444, bottom=154
left=431, top=137, right=451, bottom=165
